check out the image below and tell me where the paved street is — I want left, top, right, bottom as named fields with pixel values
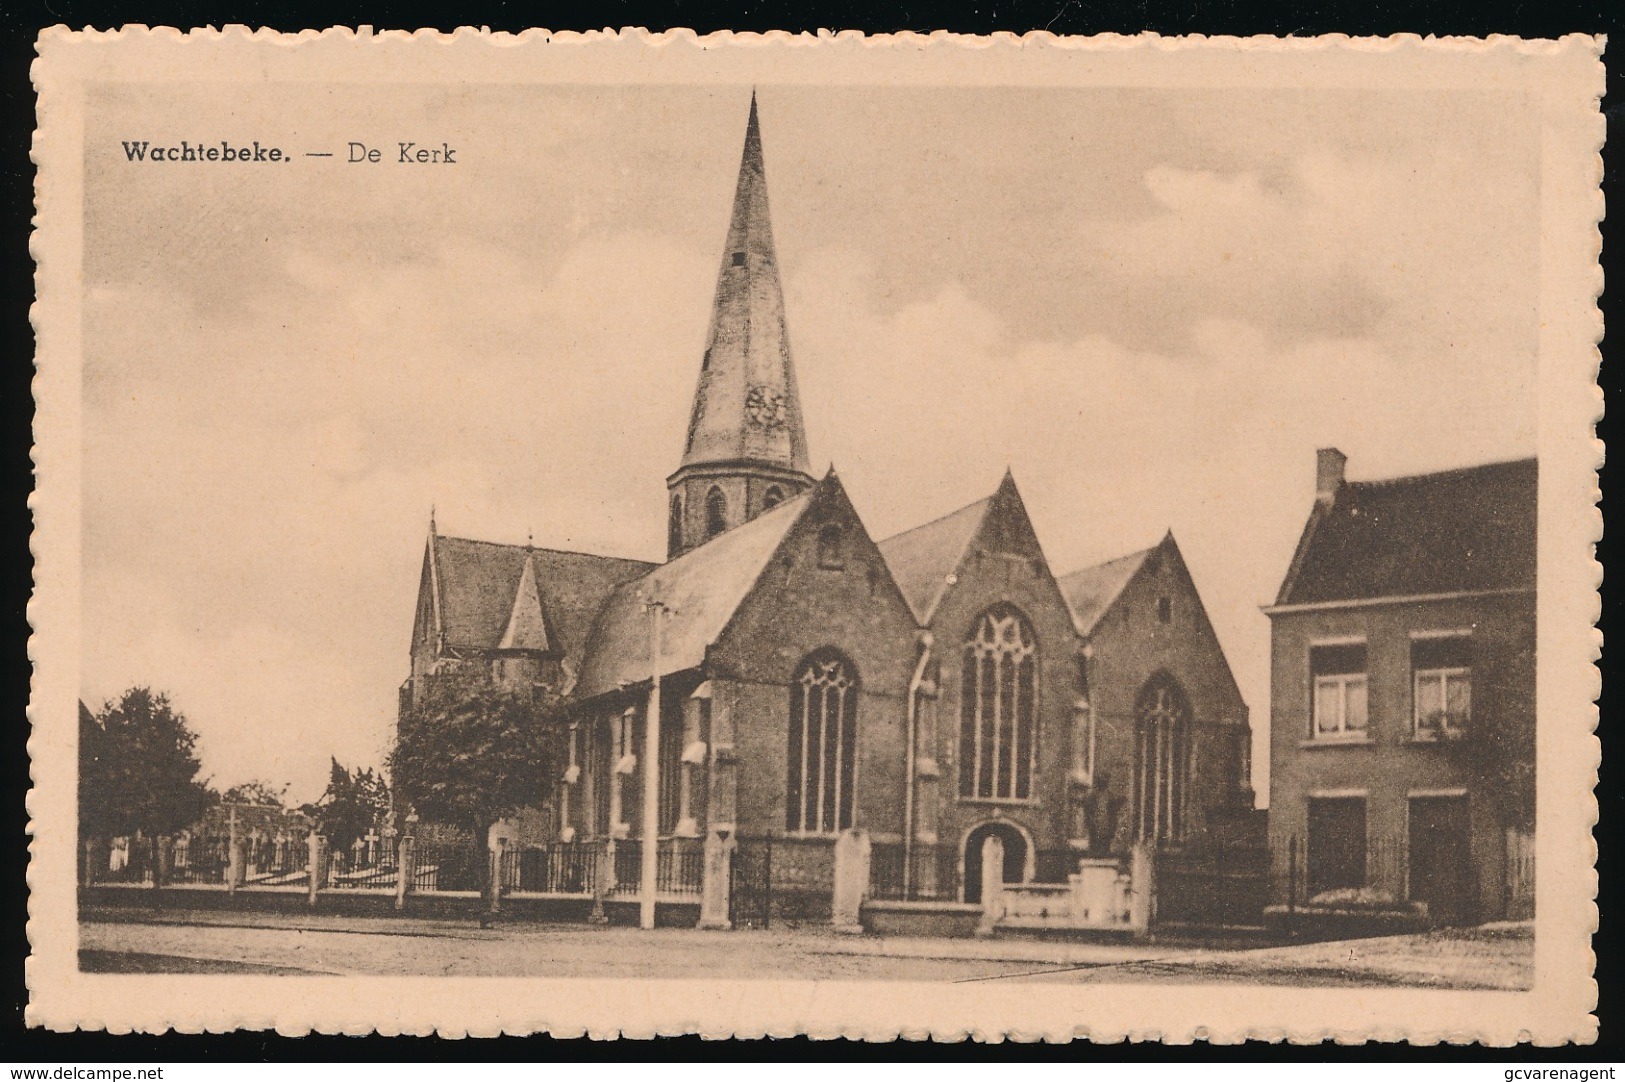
left=79, top=907, right=1532, bottom=988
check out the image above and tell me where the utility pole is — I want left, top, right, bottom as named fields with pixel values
left=639, top=600, right=670, bottom=930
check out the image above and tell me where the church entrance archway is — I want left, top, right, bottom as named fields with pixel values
left=962, top=821, right=1030, bottom=904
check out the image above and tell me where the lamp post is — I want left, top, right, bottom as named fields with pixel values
left=640, top=599, right=671, bottom=930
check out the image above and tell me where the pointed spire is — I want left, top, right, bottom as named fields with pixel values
left=679, top=93, right=812, bottom=477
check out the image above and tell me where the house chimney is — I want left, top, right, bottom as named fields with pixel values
left=1315, top=447, right=1347, bottom=504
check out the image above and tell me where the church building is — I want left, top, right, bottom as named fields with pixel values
left=400, top=96, right=1253, bottom=922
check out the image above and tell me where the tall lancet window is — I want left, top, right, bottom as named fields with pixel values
left=668, top=494, right=683, bottom=555
left=1133, top=674, right=1191, bottom=847
left=786, top=650, right=859, bottom=833
left=705, top=487, right=728, bottom=539
left=959, top=605, right=1038, bottom=801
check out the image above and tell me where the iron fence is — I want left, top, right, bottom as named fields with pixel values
left=241, top=835, right=308, bottom=887
left=409, top=840, right=486, bottom=893
left=326, top=844, right=398, bottom=889
left=868, top=842, right=960, bottom=902
left=609, top=840, right=642, bottom=896
left=92, top=839, right=156, bottom=885
left=504, top=842, right=600, bottom=895
left=169, top=833, right=229, bottom=885
left=657, top=843, right=703, bottom=895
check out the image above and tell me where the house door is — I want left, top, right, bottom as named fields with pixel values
left=963, top=822, right=1027, bottom=904
left=1408, top=796, right=1473, bottom=925
left=1306, top=796, right=1366, bottom=896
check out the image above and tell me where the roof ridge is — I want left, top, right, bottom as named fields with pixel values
left=877, top=493, right=993, bottom=546
left=1344, top=455, right=1537, bottom=491
left=1058, top=543, right=1159, bottom=582
left=437, top=533, right=656, bottom=566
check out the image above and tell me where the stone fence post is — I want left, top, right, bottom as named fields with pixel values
left=831, top=829, right=870, bottom=935
left=698, top=830, right=733, bottom=930
left=1129, top=841, right=1155, bottom=935
left=395, top=834, right=414, bottom=911
left=227, top=831, right=245, bottom=894
left=307, top=831, right=326, bottom=907
left=976, top=834, right=1006, bottom=938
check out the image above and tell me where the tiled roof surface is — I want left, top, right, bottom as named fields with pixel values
left=433, top=537, right=655, bottom=671
left=1278, top=457, right=1538, bottom=605
left=1057, top=546, right=1157, bottom=635
left=875, top=497, right=991, bottom=623
left=575, top=492, right=813, bottom=699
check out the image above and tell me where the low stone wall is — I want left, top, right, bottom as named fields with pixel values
left=80, top=885, right=699, bottom=927
left=861, top=899, right=982, bottom=939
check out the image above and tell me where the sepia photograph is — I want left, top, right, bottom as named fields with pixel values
left=28, top=30, right=1601, bottom=1040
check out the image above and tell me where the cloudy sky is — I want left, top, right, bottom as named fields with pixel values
left=81, top=82, right=1539, bottom=804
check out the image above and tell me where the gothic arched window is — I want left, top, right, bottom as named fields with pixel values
left=705, top=487, right=727, bottom=539
left=786, top=650, right=859, bottom=833
left=763, top=485, right=784, bottom=511
left=959, top=605, right=1038, bottom=801
left=668, top=493, right=683, bottom=554
left=1133, top=674, right=1191, bottom=847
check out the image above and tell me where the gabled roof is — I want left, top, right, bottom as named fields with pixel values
left=1057, top=544, right=1158, bottom=635
left=1276, top=456, right=1538, bottom=606
left=575, top=490, right=815, bottom=699
left=876, top=496, right=993, bottom=623
left=431, top=535, right=655, bottom=673
left=679, top=93, right=812, bottom=478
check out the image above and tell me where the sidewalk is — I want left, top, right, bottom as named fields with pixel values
left=81, top=905, right=1532, bottom=988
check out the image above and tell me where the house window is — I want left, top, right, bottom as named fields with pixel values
left=1412, top=636, right=1471, bottom=738
left=817, top=525, right=844, bottom=570
left=1307, top=796, right=1368, bottom=895
left=1310, top=643, right=1368, bottom=740
left=786, top=651, right=859, bottom=833
left=705, top=487, right=727, bottom=539
left=763, top=485, right=784, bottom=510
left=1157, top=596, right=1172, bottom=624
left=667, top=493, right=683, bottom=554
left=959, top=605, right=1038, bottom=801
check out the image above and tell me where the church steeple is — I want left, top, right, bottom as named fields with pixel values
left=668, top=93, right=815, bottom=559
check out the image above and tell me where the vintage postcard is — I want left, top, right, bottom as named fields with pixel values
left=28, top=28, right=1602, bottom=1041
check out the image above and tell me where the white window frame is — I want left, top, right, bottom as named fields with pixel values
left=1412, top=665, right=1471, bottom=739
left=1312, top=672, right=1369, bottom=741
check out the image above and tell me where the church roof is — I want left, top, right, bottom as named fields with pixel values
left=576, top=490, right=815, bottom=699
left=875, top=495, right=993, bottom=623
left=1057, top=544, right=1158, bottom=635
left=1275, top=456, right=1537, bottom=607
left=677, top=93, right=812, bottom=479
left=431, top=536, right=655, bottom=672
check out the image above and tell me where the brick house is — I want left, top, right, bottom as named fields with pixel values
left=1265, top=449, right=1537, bottom=924
left=399, top=95, right=1253, bottom=920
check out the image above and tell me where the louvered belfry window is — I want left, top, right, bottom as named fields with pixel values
left=786, top=650, right=859, bottom=833
left=959, top=606, right=1038, bottom=801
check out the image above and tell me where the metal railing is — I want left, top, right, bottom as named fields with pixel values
left=657, top=843, right=703, bottom=896
left=169, top=833, right=229, bottom=885
left=502, top=842, right=600, bottom=895
left=409, top=840, right=486, bottom=893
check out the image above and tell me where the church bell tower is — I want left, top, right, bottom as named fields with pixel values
left=667, top=93, right=815, bottom=560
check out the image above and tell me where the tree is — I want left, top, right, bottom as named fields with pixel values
left=85, top=688, right=216, bottom=878
left=304, top=759, right=389, bottom=856
left=390, top=674, right=564, bottom=914
left=222, top=780, right=291, bottom=809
